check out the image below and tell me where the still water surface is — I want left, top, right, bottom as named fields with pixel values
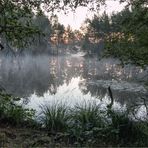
left=0, top=55, right=148, bottom=118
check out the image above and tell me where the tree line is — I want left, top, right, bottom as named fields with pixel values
left=0, top=0, right=147, bottom=66
left=83, top=0, right=148, bottom=66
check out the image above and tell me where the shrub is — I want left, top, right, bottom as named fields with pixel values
left=106, top=110, right=148, bottom=146
left=68, top=102, right=107, bottom=145
left=0, top=91, right=36, bottom=126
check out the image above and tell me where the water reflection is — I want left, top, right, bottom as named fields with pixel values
left=0, top=55, right=147, bottom=118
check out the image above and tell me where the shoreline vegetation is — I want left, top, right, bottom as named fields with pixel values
left=0, top=90, right=148, bottom=147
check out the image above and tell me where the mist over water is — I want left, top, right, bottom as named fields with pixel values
left=0, top=54, right=148, bottom=118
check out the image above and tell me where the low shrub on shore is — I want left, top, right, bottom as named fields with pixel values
left=40, top=101, right=148, bottom=147
left=67, top=102, right=107, bottom=145
left=40, top=102, right=69, bottom=132
left=0, top=91, right=36, bottom=127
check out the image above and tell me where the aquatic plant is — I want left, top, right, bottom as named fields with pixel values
left=40, top=102, right=69, bottom=132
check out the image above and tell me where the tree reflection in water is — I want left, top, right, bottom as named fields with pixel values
left=0, top=55, right=147, bottom=119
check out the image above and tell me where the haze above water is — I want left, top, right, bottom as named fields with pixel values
left=0, top=54, right=148, bottom=118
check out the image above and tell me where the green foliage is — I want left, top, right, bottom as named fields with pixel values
left=86, top=12, right=111, bottom=38
left=0, top=0, right=106, bottom=50
left=106, top=1, right=148, bottom=67
left=40, top=101, right=148, bottom=146
left=0, top=0, right=42, bottom=49
left=40, top=102, right=69, bottom=132
left=107, top=111, right=148, bottom=146
left=25, top=14, right=53, bottom=54
left=50, top=15, right=65, bottom=44
left=85, top=0, right=148, bottom=67
left=0, top=91, right=36, bottom=126
left=81, top=35, right=92, bottom=53
left=0, top=94, right=148, bottom=146
left=68, top=102, right=107, bottom=145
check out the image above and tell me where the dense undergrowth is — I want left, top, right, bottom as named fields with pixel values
left=0, top=91, right=36, bottom=127
left=0, top=91, right=148, bottom=147
left=40, top=102, right=148, bottom=147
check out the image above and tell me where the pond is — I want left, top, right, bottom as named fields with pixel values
left=0, top=54, right=148, bottom=119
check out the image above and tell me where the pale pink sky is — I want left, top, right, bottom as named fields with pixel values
left=57, top=1, right=127, bottom=30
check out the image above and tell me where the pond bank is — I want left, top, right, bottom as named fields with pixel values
left=0, top=126, right=79, bottom=147
left=0, top=91, right=148, bottom=147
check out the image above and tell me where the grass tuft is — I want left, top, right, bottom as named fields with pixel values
left=40, top=102, right=69, bottom=132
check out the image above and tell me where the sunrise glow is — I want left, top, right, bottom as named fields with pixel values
left=57, top=1, right=127, bottom=30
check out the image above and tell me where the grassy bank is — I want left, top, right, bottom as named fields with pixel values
left=0, top=91, right=148, bottom=147
left=39, top=102, right=148, bottom=147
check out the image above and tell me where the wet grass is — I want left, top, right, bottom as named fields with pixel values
left=67, top=102, right=107, bottom=146
left=39, top=102, right=69, bottom=132
left=0, top=91, right=148, bottom=147
left=40, top=101, right=148, bottom=147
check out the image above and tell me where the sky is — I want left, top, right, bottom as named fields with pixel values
left=57, top=1, right=127, bottom=30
